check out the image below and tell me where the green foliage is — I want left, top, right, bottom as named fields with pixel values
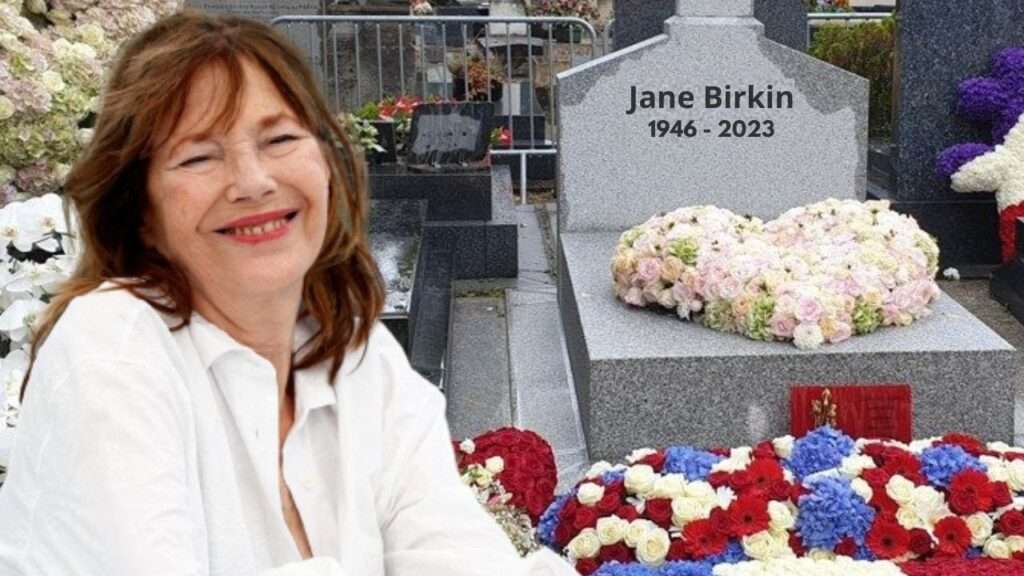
left=810, top=18, right=895, bottom=137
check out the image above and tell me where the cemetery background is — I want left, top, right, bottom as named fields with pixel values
left=4, top=0, right=1024, bottom=573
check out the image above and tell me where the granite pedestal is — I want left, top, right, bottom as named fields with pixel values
left=559, top=232, right=1020, bottom=461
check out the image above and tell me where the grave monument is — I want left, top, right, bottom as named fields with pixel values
left=869, top=0, right=1024, bottom=272
left=556, top=0, right=1018, bottom=460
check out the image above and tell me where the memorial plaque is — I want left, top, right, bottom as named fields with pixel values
left=790, top=385, right=912, bottom=442
left=405, top=102, right=494, bottom=169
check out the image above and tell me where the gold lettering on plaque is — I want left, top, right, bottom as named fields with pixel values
left=812, top=388, right=838, bottom=428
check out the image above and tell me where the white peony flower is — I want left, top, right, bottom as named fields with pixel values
left=0, top=298, right=46, bottom=343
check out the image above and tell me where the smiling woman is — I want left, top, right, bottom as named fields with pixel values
left=0, top=10, right=576, bottom=576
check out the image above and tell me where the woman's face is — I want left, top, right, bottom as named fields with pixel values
left=145, top=58, right=330, bottom=305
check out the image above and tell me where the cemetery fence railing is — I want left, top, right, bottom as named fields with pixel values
left=271, top=14, right=603, bottom=203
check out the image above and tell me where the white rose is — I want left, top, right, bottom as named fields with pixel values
left=793, top=322, right=824, bottom=349
left=485, top=456, right=504, bottom=475
left=567, top=528, right=601, bottom=560
left=683, top=480, right=717, bottom=505
left=458, top=439, right=475, bottom=454
left=41, top=70, right=65, bottom=94
left=983, top=459, right=1010, bottom=483
left=988, top=442, right=1012, bottom=454
left=807, top=548, right=836, bottom=561
left=625, top=465, right=657, bottom=497
left=966, top=513, right=993, bottom=547
left=585, top=461, right=613, bottom=479
left=850, top=478, right=874, bottom=503
left=25, top=0, right=46, bottom=14
left=984, top=536, right=1012, bottom=559
left=772, top=435, right=795, bottom=459
left=652, top=474, right=688, bottom=499
left=716, top=486, right=737, bottom=510
left=742, top=530, right=777, bottom=561
left=577, top=482, right=605, bottom=506
left=1006, top=535, right=1024, bottom=553
left=886, top=475, right=915, bottom=505
left=625, top=519, right=654, bottom=548
left=1007, top=460, right=1024, bottom=492
left=896, top=507, right=923, bottom=531
left=768, top=500, right=795, bottom=533
left=911, top=486, right=948, bottom=526
left=671, top=496, right=707, bottom=526
left=840, top=455, right=876, bottom=478
left=596, top=515, right=629, bottom=546
left=635, top=527, right=670, bottom=567
left=627, top=448, right=657, bottom=464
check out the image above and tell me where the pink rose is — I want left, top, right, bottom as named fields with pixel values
left=638, top=258, right=662, bottom=284
left=624, top=287, right=644, bottom=307
left=828, top=321, right=853, bottom=344
left=770, top=313, right=796, bottom=338
left=795, top=295, right=823, bottom=323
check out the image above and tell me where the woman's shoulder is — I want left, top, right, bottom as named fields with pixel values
left=41, top=280, right=178, bottom=367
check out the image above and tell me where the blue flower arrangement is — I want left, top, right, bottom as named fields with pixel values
left=785, top=426, right=855, bottom=480
left=919, top=445, right=986, bottom=489
left=795, top=476, right=876, bottom=551
left=537, top=491, right=573, bottom=547
left=663, top=447, right=725, bottom=481
left=594, top=561, right=714, bottom=576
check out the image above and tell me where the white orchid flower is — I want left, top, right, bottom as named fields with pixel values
left=0, top=298, right=46, bottom=343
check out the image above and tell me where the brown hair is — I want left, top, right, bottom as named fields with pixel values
left=24, top=9, right=384, bottom=394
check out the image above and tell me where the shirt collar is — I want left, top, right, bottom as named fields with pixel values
left=188, top=313, right=338, bottom=414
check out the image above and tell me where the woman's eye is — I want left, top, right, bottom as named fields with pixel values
left=269, top=134, right=298, bottom=145
left=180, top=156, right=210, bottom=167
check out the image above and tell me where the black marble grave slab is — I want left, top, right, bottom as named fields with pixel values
left=369, top=164, right=492, bottom=222
left=991, top=219, right=1024, bottom=326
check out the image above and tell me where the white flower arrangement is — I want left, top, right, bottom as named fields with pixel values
left=0, top=0, right=181, bottom=200
left=712, top=557, right=903, bottom=576
left=0, top=194, right=76, bottom=432
left=611, top=199, right=941, bottom=349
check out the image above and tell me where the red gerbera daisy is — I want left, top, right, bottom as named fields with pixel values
left=948, top=469, right=994, bottom=515
left=866, top=520, right=912, bottom=559
left=933, top=516, right=972, bottom=557
left=728, top=496, right=771, bottom=537
left=908, top=528, right=934, bottom=557
left=746, top=459, right=785, bottom=494
left=683, top=518, right=729, bottom=559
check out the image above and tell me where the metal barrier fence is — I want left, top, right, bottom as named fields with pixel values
left=806, top=12, right=891, bottom=49
left=271, top=15, right=602, bottom=202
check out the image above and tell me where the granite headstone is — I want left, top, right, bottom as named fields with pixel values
left=189, top=0, right=323, bottom=82
left=555, top=0, right=1018, bottom=459
left=869, top=0, right=1024, bottom=271
left=558, top=0, right=867, bottom=231
left=614, top=0, right=808, bottom=53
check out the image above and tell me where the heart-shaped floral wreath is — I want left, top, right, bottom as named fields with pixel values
left=611, top=199, right=941, bottom=349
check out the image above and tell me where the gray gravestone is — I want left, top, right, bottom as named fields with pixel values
left=327, top=4, right=419, bottom=111
left=558, top=0, right=867, bottom=231
left=188, top=1, right=323, bottom=84
left=871, top=0, right=1024, bottom=269
left=555, top=0, right=1018, bottom=460
left=614, top=0, right=808, bottom=53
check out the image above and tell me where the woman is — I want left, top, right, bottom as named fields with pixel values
left=0, top=10, right=575, bottom=576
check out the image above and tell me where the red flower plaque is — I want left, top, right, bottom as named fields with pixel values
left=790, top=385, right=912, bottom=442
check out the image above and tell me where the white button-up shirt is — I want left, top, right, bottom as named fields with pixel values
left=0, top=286, right=575, bottom=576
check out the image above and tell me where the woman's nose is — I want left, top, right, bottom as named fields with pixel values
left=225, top=147, right=276, bottom=202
